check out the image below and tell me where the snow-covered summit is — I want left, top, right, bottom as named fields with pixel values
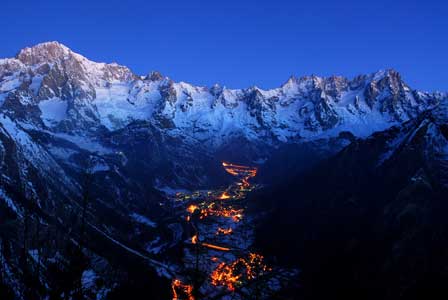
left=16, top=41, right=72, bottom=65
left=0, top=43, right=446, bottom=256
left=0, top=42, right=446, bottom=146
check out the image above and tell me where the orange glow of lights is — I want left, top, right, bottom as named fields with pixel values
left=211, top=262, right=241, bottom=292
left=201, top=243, right=231, bottom=251
left=191, top=234, right=198, bottom=244
left=171, top=279, right=194, bottom=300
left=210, top=253, right=271, bottom=292
left=219, top=192, right=231, bottom=200
left=216, top=227, right=233, bottom=235
left=222, top=162, right=256, bottom=170
left=201, top=206, right=244, bottom=222
left=186, top=204, right=199, bottom=214
left=221, top=161, right=258, bottom=188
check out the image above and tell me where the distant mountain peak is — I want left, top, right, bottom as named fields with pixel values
left=1, top=42, right=445, bottom=143
left=372, top=68, right=401, bottom=81
left=16, top=41, right=72, bottom=65
left=146, top=71, right=164, bottom=81
left=281, top=75, right=298, bottom=89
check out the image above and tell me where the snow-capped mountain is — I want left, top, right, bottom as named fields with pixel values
left=0, top=41, right=446, bottom=211
left=1, top=42, right=444, bottom=142
left=0, top=41, right=447, bottom=300
left=0, top=41, right=446, bottom=208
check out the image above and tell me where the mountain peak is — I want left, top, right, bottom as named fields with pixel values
left=281, top=75, right=298, bottom=89
left=16, top=41, right=72, bottom=65
left=146, top=71, right=164, bottom=81
left=372, top=68, right=401, bottom=81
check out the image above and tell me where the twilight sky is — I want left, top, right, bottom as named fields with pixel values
left=1, top=0, right=447, bottom=91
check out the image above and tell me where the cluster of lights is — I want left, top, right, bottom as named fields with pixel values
left=171, top=279, right=194, bottom=300
left=200, top=204, right=243, bottom=222
left=172, top=162, right=263, bottom=299
left=210, top=253, right=271, bottom=292
left=187, top=204, right=199, bottom=214
left=186, top=203, right=243, bottom=223
left=222, top=162, right=257, bottom=189
left=218, top=191, right=231, bottom=200
left=216, top=227, right=233, bottom=235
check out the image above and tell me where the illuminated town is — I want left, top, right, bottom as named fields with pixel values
left=167, top=161, right=290, bottom=299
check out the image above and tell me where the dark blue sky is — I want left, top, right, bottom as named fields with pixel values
left=1, top=0, right=447, bottom=91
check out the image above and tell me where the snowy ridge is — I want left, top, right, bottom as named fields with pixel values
left=0, top=41, right=445, bottom=148
left=0, top=42, right=447, bottom=299
left=0, top=41, right=446, bottom=210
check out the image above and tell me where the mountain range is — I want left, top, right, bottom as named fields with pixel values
left=0, top=41, right=447, bottom=300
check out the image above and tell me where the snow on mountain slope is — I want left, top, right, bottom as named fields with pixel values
left=38, top=97, right=68, bottom=126
left=0, top=41, right=446, bottom=199
left=1, top=41, right=444, bottom=148
left=0, top=41, right=446, bottom=299
left=0, top=113, right=75, bottom=190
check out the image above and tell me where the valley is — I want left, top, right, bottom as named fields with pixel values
left=0, top=42, right=447, bottom=300
left=165, top=162, right=296, bottom=299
